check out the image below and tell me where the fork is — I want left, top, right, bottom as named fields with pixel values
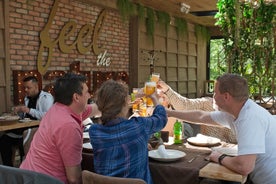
left=188, top=154, right=200, bottom=163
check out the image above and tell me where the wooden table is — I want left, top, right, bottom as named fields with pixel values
left=81, top=136, right=247, bottom=184
left=200, top=162, right=247, bottom=183
left=150, top=140, right=247, bottom=184
left=0, top=120, right=40, bottom=131
left=149, top=145, right=210, bottom=184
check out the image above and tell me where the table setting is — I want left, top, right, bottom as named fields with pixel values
left=0, top=113, right=40, bottom=131
left=81, top=127, right=242, bottom=184
left=0, top=113, right=20, bottom=122
left=147, top=130, right=243, bottom=183
left=148, top=145, right=186, bottom=162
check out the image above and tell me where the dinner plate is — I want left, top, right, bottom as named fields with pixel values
left=0, top=115, right=19, bottom=121
left=148, top=149, right=186, bottom=162
left=187, top=134, right=221, bottom=147
left=83, top=142, right=93, bottom=150
left=83, top=132, right=90, bottom=139
left=19, top=118, right=32, bottom=122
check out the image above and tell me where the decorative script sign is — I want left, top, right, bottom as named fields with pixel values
left=97, top=50, right=111, bottom=66
left=37, top=0, right=107, bottom=75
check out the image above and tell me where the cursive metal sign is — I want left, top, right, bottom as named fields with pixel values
left=37, top=0, right=107, bottom=75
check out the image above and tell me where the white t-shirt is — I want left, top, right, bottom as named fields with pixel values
left=210, top=99, right=276, bottom=184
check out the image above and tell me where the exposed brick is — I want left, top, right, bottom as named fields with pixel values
left=9, top=0, right=129, bottom=96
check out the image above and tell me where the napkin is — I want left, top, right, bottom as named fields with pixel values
left=157, top=145, right=169, bottom=158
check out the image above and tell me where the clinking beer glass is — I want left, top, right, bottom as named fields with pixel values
left=151, top=73, right=160, bottom=83
left=145, top=82, right=156, bottom=106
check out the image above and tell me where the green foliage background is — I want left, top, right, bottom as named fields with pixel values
left=215, top=0, right=276, bottom=98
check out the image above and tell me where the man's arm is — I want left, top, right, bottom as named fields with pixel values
left=158, top=80, right=214, bottom=111
left=166, top=109, right=220, bottom=126
left=29, top=93, right=54, bottom=119
left=65, top=165, right=82, bottom=184
left=209, top=151, right=256, bottom=176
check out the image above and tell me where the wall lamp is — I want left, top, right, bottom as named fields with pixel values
left=180, top=2, right=190, bottom=14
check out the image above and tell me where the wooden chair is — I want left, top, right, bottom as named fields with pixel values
left=82, top=170, right=146, bottom=184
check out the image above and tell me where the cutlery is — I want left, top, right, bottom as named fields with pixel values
left=188, top=154, right=200, bottom=163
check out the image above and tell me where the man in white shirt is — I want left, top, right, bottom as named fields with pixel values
left=166, top=73, right=276, bottom=184
left=0, top=76, right=54, bottom=166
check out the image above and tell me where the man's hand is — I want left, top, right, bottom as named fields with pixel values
left=14, top=106, right=30, bottom=114
left=209, top=150, right=222, bottom=163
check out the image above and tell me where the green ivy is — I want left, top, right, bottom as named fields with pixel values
left=146, top=8, right=155, bottom=42
left=137, top=4, right=145, bottom=22
left=116, top=0, right=191, bottom=42
left=175, top=17, right=187, bottom=39
left=156, top=11, right=170, bottom=33
left=195, top=25, right=210, bottom=42
left=215, top=0, right=276, bottom=98
left=117, top=0, right=135, bottom=22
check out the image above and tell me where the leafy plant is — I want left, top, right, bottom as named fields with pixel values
left=195, top=25, right=210, bottom=42
left=215, top=0, right=276, bottom=99
left=210, top=39, right=227, bottom=80
left=116, top=1, right=190, bottom=43
left=174, top=17, right=187, bottom=39
left=117, top=0, right=135, bottom=23
left=156, top=11, right=170, bottom=33
left=146, top=8, right=155, bottom=42
left=137, top=4, right=145, bottom=22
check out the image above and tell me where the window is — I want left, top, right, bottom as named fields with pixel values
left=208, top=38, right=227, bottom=81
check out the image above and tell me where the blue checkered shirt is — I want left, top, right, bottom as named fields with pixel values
left=89, top=105, right=167, bottom=184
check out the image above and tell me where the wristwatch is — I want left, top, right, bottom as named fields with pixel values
left=218, top=154, right=227, bottom=165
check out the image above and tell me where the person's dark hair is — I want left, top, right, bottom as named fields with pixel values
left=23, top=76, right=38, bottom=83
left=54, top=73, right=87, bottom=105
left=95, top=79, right=129, bottom=124
left=216, top=73, right=249, bottom=101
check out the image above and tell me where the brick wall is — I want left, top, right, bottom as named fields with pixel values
left=9, top=0, right=129, bottom=91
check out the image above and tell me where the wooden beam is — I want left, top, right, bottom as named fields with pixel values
left=70, top=0, right=217, bottom=27
left=132, top=0, right=217, bottom=27
left=70, top=0, right=117, bottom=9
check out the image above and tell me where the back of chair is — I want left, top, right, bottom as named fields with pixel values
left=82, top=170, right=146, bottom=184
left=0, top=165, right=63, bottom=184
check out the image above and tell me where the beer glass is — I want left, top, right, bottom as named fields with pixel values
left=145, top=82, right=156, bottom=106
left=151, top=73, right=160, bottom=83
left=145, top=82, right=156, bottom=95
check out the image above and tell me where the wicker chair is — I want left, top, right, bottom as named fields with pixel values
left=200, top=125, right=237, bottom=144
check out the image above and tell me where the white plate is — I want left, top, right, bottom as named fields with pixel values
left=19, top=118, right=32, bottom=122
left=83, top=132, right=90, bottom=139
left=187, top=134, right=221, bottom=147
left=149, top=149, right=186, bottom=162
left=0, top=115, right=19, bottom=121
left=83, top=142, right=93, bottom=150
